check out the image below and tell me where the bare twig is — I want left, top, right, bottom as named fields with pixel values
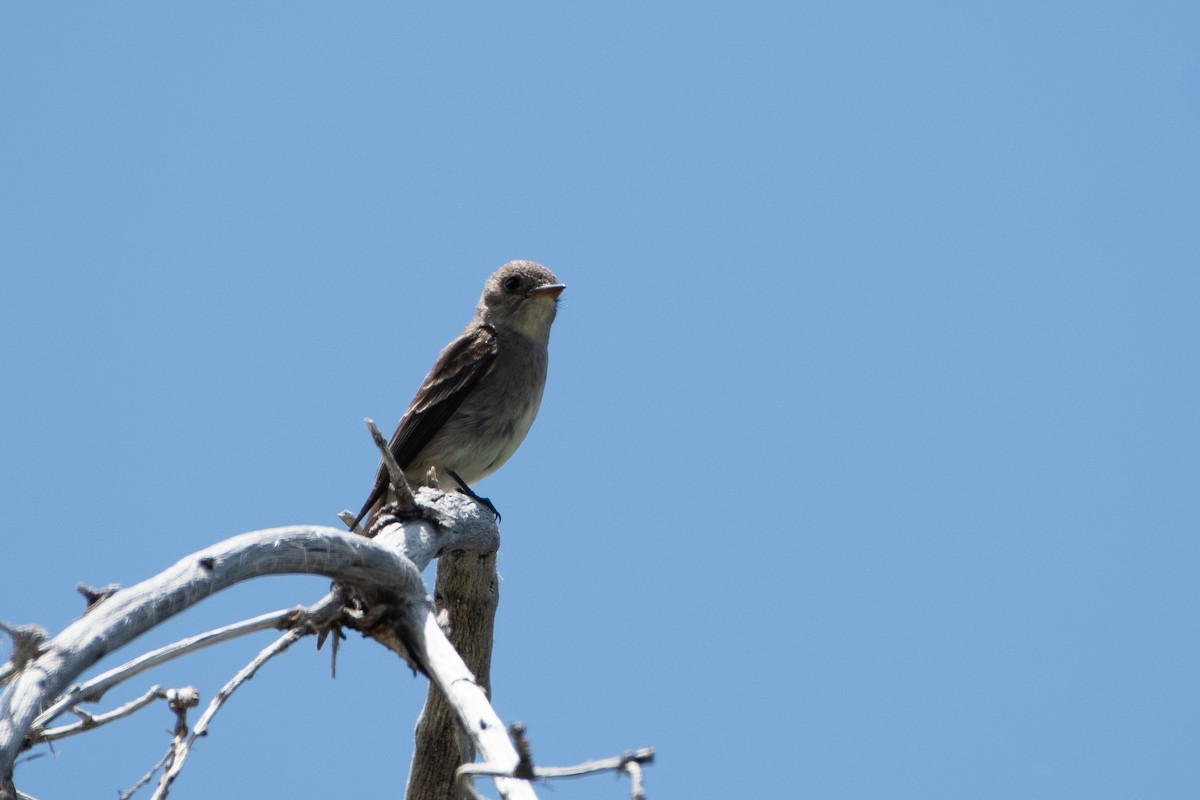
left=33, top=606, right=311, bottom=730
left=146, top=689, right=199, bottom=800
left=337, top=510, right=363, bottom=534
left=151, top=628, right=304, bottom=800
left=533, top=748, right=655, bottom=780
left=509, top=723, right=536, bottom=780
left=0, top=623, right=48, bottom=681
left=623, top=756, right=648, bottom=800
left=76, top=583, right=121, bottom=611
left=457, top=744, right=655, bottom=798
left=36, top=686, right=186, bottom=743
left=115, top=689, right=199, bottom=800
left=366, top=417, right=417, bottom=514
left=328, top=619, right=342, bottom=679
left=120, top=748, right=172, bottom=800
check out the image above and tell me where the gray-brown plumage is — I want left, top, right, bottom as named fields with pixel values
left=354, top=261, right=564, bottom=527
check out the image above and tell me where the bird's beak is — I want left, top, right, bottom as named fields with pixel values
left=531, top=284, right=566, bottom=299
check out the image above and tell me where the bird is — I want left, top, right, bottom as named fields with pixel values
left=354, top=260, right=564, bottom=528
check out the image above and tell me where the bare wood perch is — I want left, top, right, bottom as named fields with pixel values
left=1, top=492, right=488, bottom=790
left=2, top=482, right=651, bottom=800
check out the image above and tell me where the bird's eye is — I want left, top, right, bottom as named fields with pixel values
left=503, top=276, right=523, bottom=292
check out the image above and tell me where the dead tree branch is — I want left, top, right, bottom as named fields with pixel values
left=36, top=686, right=187, bottom=743
left=150, top=627, right=305, bottom=799
left=32, top=606, right=311, bottom=731
left=0, top=490, right=492, bottom=795
left=407, top=545, right=500, bottom=800
left=2, top=485, right=648, bottom=800
left=457, top=736, right=655, bottom=800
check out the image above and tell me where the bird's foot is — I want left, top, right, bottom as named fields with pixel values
left=447, top=469, right=502, bottom=522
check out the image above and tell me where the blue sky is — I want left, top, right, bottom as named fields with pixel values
left=2, top=3, right=1198, bottom=798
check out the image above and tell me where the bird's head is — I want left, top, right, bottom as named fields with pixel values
left=477, top=261, right=565, bottom=343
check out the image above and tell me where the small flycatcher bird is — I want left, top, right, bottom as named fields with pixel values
left=354, top=260, right=564, bottom=527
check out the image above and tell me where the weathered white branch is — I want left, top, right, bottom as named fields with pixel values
left=116, top=689, right=198, bottom=800
left=1, top=487, right=614, bottom=800
left=37, top=685, right=177, bottom=742
left=1, top=526, right=413, bottom=776
left=0, top=489, right=493, bottom=787
left=457, top=743, right=655, bottom=799
left=32, top=606, right=308, bottom=730
left=406, top=605, right=535, bottom=800
left=151, top=627, right=305, bottom=799
left=407, top=545, right=500, bottom=800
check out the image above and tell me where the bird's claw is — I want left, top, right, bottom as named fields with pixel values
left=447, top=469, right=502, bottom=522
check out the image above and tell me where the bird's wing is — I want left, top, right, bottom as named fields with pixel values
left=354, top=324, right=499, bottom=527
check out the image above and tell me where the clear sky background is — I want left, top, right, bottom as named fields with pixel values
left=2, top=3, right=1197, bottom=798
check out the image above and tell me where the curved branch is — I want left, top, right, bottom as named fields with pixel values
left=1, top=489, right=495, bottom=783
left=38, top=685, right=177, bottom=742
left=33, top=606, right=304, bottom=730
